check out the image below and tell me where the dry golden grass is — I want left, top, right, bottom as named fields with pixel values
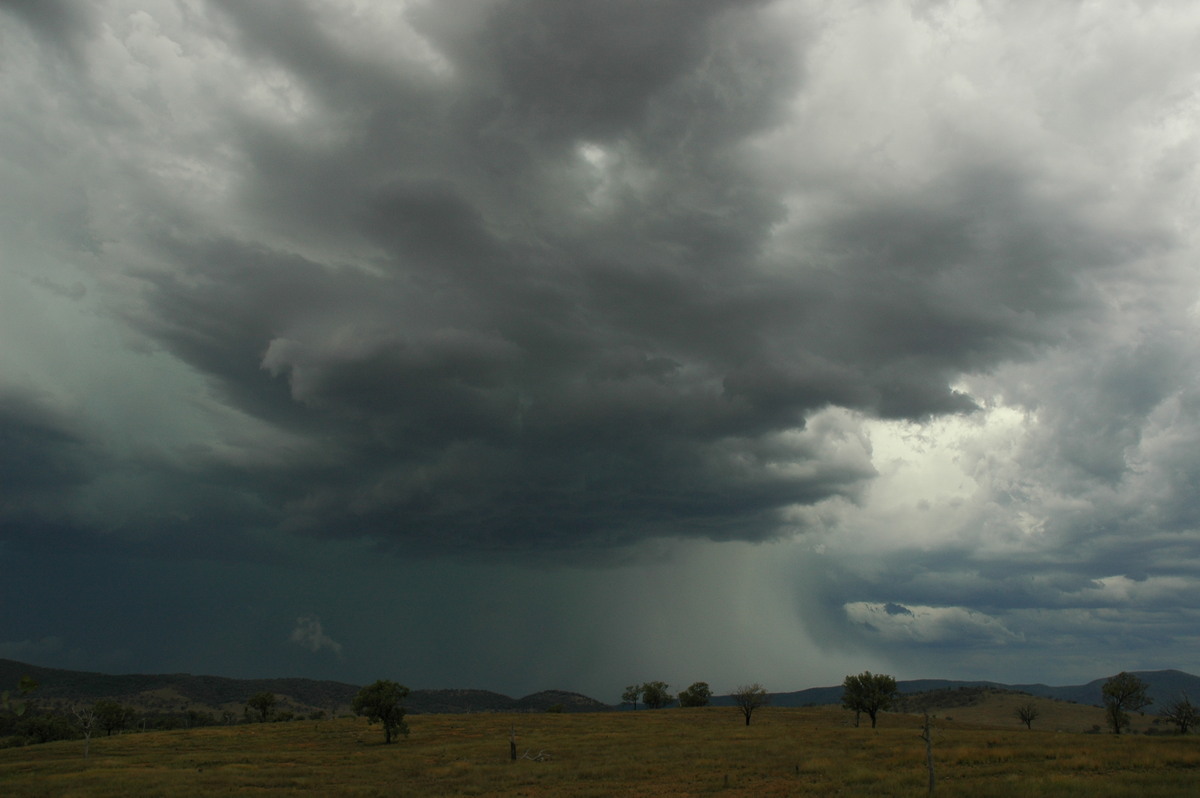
left=919, top=692, right=1161, bottom=734
left=1, top=707, right=1198, bottom=796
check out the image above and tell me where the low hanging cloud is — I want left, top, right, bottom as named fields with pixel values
left=289, top=616, right=344, bottom=658
left=844, top=602, right=1022, bottom=647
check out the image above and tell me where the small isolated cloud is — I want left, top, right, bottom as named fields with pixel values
left=289, top=616, right=343, bottom=658
left=844, top=602, right=1021, bottom=646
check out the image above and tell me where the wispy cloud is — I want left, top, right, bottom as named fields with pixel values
left=289, top=616, right=343, bottom=658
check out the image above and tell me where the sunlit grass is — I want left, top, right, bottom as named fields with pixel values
left=1, top=707, right=1198, bottom=796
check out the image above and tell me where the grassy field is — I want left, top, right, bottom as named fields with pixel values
left=1, top=706, right=1198, bottom=797
left=906, top=690, right=1163, bottom=735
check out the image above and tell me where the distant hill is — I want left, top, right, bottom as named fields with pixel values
left=406, top=688, right=611, bottom=714
left=757, top=669, right=1200, bottom=710
left=6, top=658, right=1196, bottom=717
left=0, top=658, right=361, bottom=717
left=0, top=659, right=611, bottom=717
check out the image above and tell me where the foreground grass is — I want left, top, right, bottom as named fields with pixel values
left=2, top=707, right=1199, bottom=796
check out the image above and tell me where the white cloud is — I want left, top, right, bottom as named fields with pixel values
left=844, top=602, right=1021, bottom=646
left=289, top=616, right=343, bottom=658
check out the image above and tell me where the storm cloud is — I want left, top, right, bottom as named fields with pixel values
left=3, top=0, right=1200, bottom=696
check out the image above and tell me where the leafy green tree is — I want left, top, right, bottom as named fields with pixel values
left=1161, top=694, right=1197, bottom=735
left=353, top=680, right=410, bottom=743
left=678, top=682, right=712, bottom=708
left=1102, top=672, right=1151, bottom=735
left=18, top=712, right=76, bottom=744
left=246, top=692, right=277, bottom=723
left=94, top=699, right=135, bottom=736
left=841, top=671, right=898, bottom=729
left=622, top=684, right=641, bottom=710
left=640, top=681, right=673, bottom=709
left=1015, top=702, right=1040, bottom=730
left=732, top=684, right=769, bottom=726
left=1, top=676, right=38, bottom=716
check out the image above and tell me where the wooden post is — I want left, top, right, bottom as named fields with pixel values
left=919, top=712, right=936, bottom=794
left=510, top=724, right=517, bottom=761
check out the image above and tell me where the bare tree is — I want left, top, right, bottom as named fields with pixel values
left=731, top=684, right=769, bottom=726
left=72, top=704, right=97, bottom=758
left=1161, top=694, right=1197, bottom=735
left=1015, top=702, right=1040, bottom=730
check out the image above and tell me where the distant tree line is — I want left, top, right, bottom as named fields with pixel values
left=7, top=667, right=1197, bottom=752
left=0, top=687, right=333, bottom=749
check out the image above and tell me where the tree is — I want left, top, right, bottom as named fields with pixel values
left=94, top=699, right=135, bottom=736
left=1102, top=672, right=1151, bottom=735
left=246, top=692, right=277, bottom=723
left=678, top=682, right=712, bottom=708
left=622, top=684, right=641, bottom=711
left=72, top=704, right=97, bottom=758
left=353, top=680, right=410, bottom=743
left=640, top=681, right=673, bottom=709
left=1, top=676, right=37, bottom=717
left=1160, top=694, right=1197, bottom=735
left=841, top=671, right=898, bottom=729
left=1015, top=702, right=1040, bottom=730
left=731, top=683, right=769, bottom=726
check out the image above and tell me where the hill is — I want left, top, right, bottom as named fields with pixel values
left=0, top=659, right=610, bottom=717
left=406, top=688, right=611, bottom=714
left=757, top=669, right=1200, bottom=710
left=0, top=658, right=361, bottom=718
left=6, top=658, right=1197, bottom=718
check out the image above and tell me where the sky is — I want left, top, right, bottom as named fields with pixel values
left=2, top=0, right=1200, bottom=702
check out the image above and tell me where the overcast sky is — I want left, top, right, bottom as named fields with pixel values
left=2, top=0, right=1200, bottom=701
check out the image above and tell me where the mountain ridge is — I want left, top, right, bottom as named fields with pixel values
left=752, top=669, right=1200, bottom=710
left=0, top=659, right=609, bottom=715
left=4, top=658, right=1196, bottom=715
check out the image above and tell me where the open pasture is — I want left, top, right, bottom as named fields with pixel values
left=1, top=707, right=1198, bottom=796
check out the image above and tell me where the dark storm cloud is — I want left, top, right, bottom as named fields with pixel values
left=5, top=0, right=1200, bottom=693
left=89, top=0, right=870, bottom=554
left=2, top=0, right=1139, bottom=558
left=0, top=0, right=95, bottom=58
left=0, top=388, right=91, bottom=498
